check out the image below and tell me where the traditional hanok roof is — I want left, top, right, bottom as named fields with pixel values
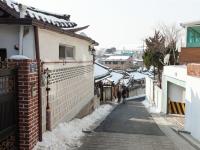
left=0, top=0, right=98, bottom=44
left=94, top=63, right=110, bottom=81
left=130, top=72, right=145, bottom=81
left=107, top=71, right=123, bottom=85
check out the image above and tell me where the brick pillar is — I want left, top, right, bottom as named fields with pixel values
left=10, top=59, right=39, bottom=150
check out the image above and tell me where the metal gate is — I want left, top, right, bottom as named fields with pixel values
left=0, top=64, right=18, bottom=149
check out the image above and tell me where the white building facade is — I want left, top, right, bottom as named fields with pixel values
left=0, top=0, right=98, bottom=132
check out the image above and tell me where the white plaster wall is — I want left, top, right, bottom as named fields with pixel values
left=163, top=65, right=187, bottom=82
left=38, top=28, right=92, bottom=62
left=0, top=25, right=35, bottom=59
left=0, top=24, right=19, bottom=57
left=168, top=82, right=185, bottom=103
left=145, top=77, right=154, bottom=103
left=22, top=26, right=36, bottom=59
left=145, top=77, right=162, bottom=112
left=185, top=75, right=200, bottom=141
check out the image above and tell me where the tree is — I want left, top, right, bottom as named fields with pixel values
left=159, top=24, right=181, bottom=65
left=143, top=31, right=165, bottom=87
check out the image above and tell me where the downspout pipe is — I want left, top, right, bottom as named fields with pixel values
left=34, top=26, right=43, bottom=141
left=18, top=4, right=27, bottom=55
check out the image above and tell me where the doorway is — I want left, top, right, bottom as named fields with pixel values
left=0, top=49, right=7, bottom=61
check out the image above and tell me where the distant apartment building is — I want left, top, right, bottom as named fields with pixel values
left=102, top=56, right=133, bottom=70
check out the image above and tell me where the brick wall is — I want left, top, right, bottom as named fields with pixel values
left=9, top=59, right=39, bottom=150
left=187, top=63, right=200, bottom=77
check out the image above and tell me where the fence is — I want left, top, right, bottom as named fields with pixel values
left=145, top=76, right=162, bottom=112
left=0, top=64, right=17, bottom=149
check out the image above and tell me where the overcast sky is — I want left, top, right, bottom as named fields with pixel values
left=16, top=0, right=200, bottom=49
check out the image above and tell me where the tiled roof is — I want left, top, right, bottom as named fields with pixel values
left=0, top=0, right=77, bottom=28
left=94, top=63, right=110, bottom=80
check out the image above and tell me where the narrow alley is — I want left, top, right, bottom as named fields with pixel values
left=78, top=97, right=196, bottom=150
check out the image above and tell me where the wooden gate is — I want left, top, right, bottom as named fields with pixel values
left=0, top=64, right=18, bottom=149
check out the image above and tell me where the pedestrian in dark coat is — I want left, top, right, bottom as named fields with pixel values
left=122, top=86, right=127, bottom=104
left=117, top=90, right=122, bottom=103
left=126, top=87, right=129, bottom=98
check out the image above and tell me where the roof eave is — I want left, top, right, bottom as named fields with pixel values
left=0, top=1, right=20, bottom=18
left=180, top=21, right=200, bottom=28
left=31, top=19, right=98, bottom=45
left=0, top=18, right=32, bottom=25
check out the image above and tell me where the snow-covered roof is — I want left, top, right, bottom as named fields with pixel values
left=95, top=62, right=110, bottom=70
left=130, top=72, right=145, bottom=81
left=94, top=63, right=110, bottom=80
left=181, top=20, right=200, bottom=28
left=0, top=0, right=98, bottom=44
left=134, top=59, right=143, bottom=62
left=120, top=78, right=131, bottom=87
left=106, top=56, right=131, bottom=61
left=0, top=0, right=77, bottom=29
left=107, top=72, right=123, bottom=85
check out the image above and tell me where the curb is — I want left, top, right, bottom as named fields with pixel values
left=171, top=127, right=200, bottom=150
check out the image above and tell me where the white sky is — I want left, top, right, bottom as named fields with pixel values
left=16, top=0, right=200, bottom=49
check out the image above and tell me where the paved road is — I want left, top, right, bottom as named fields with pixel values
left=78, top=97, right=178, bottom=150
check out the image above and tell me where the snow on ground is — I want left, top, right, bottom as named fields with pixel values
left=142, top=99, right=160, bottom=114
left=34, top=104, right=115, bottom=150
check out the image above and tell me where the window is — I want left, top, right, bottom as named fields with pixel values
left=59, top=45, right=75, bottom=59
left=187, top=27, right=200, bottom=47
left=121, top=61, right=124, bottom=64
left=0, top=49, right=7, bottom=61
left=113, top=61, right=118, bottom=64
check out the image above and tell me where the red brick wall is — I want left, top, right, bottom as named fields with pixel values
left=9, top=59, right=39, bottom=150
left=187, top=63, right=200, bottom=77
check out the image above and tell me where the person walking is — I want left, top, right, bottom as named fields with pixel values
left=117, top=88, right=122, bottom=103
left=126, top=87, right=129, bottom=98
left=122, top=86, right=127, bottom=104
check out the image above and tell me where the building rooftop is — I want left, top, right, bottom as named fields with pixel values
left=107, top=71, right=123, bottom=85
left=106, top=56, right=131, bottom=61
left=0, top=0, right=98, bottom=44
left=94, top=63, right=110, bottom=80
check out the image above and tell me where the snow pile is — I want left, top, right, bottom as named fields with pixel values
left=34, top=104, right=114, bottom=150
left=142, top=99, right=160, bottom=114
left=9, top=55, right=30, bottom=60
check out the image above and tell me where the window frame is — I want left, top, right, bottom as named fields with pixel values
left=59, top=44, right=75, bottom=60
left=113, top=61, right=118, bottom=64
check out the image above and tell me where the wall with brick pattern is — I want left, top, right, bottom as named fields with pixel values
left=41, top=62, right=94, bottom=131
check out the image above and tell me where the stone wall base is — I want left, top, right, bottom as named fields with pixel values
left=76, top=97, right=100, bottom=119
